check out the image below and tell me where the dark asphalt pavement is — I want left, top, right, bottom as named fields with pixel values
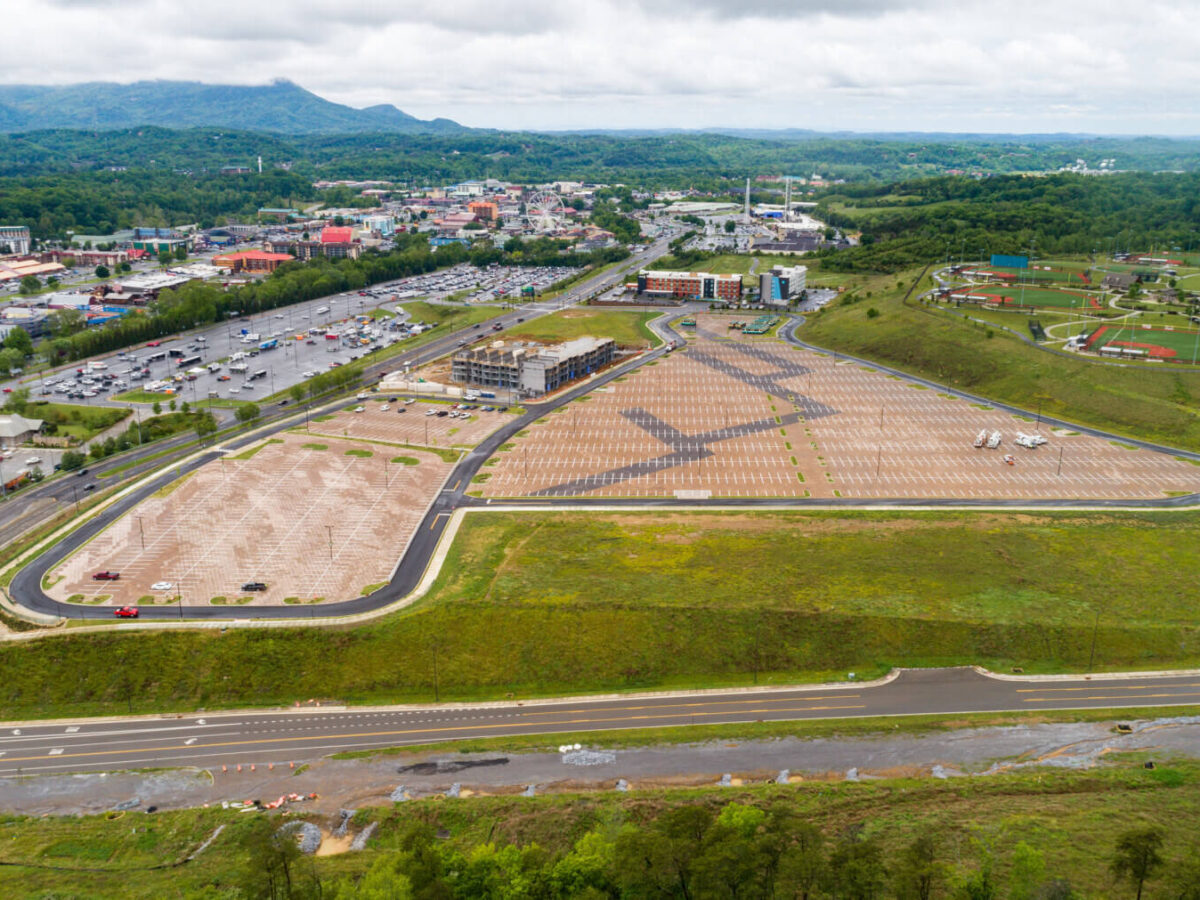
left=1, top=667, right=1196, bottom=775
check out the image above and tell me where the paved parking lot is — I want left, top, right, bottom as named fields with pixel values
left=45, top=433, right=454, bottom=607
left=304, top=400, right=517, bottom=449
left=482, top=314, right=1200, bottom=500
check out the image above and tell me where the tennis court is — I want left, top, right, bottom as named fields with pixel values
left=1084, top=323, right=1200, bottom=361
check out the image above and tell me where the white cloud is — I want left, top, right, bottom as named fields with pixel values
left=7, top=0, right=1200, bottom=132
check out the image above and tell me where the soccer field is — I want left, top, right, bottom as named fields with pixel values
left=1085, top=322, right=1200, bottom=360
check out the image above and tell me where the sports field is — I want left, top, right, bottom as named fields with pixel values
left=1085, top=323, right=1200, bottom=360
left=967, top=265, right=1090, bottom=285
left=951, top=284, right=1103, bottom=310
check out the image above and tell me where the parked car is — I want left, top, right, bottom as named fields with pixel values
left=241, top=582, right=268, bottom=592
left=114, top=606, right=139, bottom=618
left=92, top=571, right=120, bottom=581
left=150, top=581, right=173, bottom=591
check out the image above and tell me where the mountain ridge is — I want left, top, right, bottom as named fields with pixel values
left=0, top=79, right=466, bottom=135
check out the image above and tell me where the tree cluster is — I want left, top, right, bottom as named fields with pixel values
left=233, top=803, right=1199, bottom=900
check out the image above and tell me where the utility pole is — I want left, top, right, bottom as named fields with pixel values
left=136, top=515, right=145, bottom=550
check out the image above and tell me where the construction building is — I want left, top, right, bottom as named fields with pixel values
left=452, top=337, right=616, bottom=395
left=636, top=269, right=743, bottom=302
left=0, top=226, right=32, bottom=256
left=759, top=264, right=807, bottom=305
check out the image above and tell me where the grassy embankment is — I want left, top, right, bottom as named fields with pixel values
left=800, top=267, right=1200, bottom=451
left=503, top=308, right=662, bottom=349
left=18, top=401, right=129, bottom=443
left=4, top=511, right=1200, bottom=719
left=4, top=760, right=1200, bottom=898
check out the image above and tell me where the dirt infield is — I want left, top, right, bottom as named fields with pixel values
left=305, top=401, right=517, bottom=449
left=47, top=433, right=454, bottom=607
left=481, top=314, right=1200, bottom=500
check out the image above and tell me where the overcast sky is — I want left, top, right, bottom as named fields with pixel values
left=8, top=0, right=1200, bottom=133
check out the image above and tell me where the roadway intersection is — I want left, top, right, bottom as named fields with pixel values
left=1, top=667, right=1197, bottom=776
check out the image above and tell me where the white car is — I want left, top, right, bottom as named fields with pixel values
left=354, top=406, right=365, bottom=413
left=25, top=456, right=42, bottom=465
left=379, top=405, right=390, bottom=412
left=229, top=387, right=240, bottom=394
left=302, top=371, right=316, bottom=378
left=151, top=581, right=173, bottom=591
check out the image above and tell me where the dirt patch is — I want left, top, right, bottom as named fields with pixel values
left=316, top=831, right=355, bottom=856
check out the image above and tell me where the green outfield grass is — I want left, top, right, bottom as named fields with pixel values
left=1086, top=322, right=1200, bottom=360
left=5, top=510, right=1200, bottom=720
left=502, top=308, right=661, bottom=348
left=954, top=284, right=1103, bottom=310
left=974, top=265, right=1091, bottom=285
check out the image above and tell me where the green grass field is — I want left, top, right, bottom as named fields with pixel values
left=954, top=284, right=1102, bottom=310
left=974, top=265, right=1091, bottom=285
left=4, top=758, right=1200, bottom=898
left=805, top=269, right=1200, bottom=450
left=6, top=510, right=1200, bottom=720
left=503, top=308, right=661, bottom=348
left=20, top=401, right=130, bottom=442
left=1086, top=322, right=1200, bottom=359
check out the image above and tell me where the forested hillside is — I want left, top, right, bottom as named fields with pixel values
left=814, top=173, right=1200, bottom=272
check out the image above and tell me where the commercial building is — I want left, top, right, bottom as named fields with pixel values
left=637, top=269, right=743, bottom=302
left=41, top=248, right=129, bottom=268
left=0, top=226, right=32, bottom=256
left=467, top=201, right=499, bottom=222
left=0, top=413, right=43, bottom=449
left=360, top=215, right=395, bottom=236
left=266, top=239, right=362, bottom=262
left=452, top=337, right=616, bottom=395
left=759, top=264, right=807, bottom=305
left=213, top=249, right=295, bottom=274
left=0, top=257, right=65, bottom=284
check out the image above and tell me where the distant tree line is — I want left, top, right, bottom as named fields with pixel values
left=814, top=172, right=1200, bottom=273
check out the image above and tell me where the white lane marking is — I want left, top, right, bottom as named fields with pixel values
left=48, top=748, right=63, bottom=755
left=0, top=722, right=240, bottom=744
left=65, top=727, right=79, bottom=733
left=184, top=738, right=197, bottom=745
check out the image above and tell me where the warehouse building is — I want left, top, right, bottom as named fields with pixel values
left=637, top=269, right=743, bottom=301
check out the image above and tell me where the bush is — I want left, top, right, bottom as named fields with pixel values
left=866, top=307, right=880, bottom=319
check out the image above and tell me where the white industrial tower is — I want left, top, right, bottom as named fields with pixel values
left=743, top=177, right=751, bottom=223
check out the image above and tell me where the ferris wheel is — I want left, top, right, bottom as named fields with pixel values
left=527, top=190, right=564, bottom=232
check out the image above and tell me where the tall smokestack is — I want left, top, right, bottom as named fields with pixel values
left=257, top=156, right=263, bottom=174
left=744, top=177, right=751, bottom=223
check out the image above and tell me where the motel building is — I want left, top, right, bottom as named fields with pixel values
left=637, top=269, right=743, bottom=302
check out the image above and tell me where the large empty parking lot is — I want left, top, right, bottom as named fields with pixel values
left=47, top=432, right=454, bottom=607
left=482, top=314, right=1200, bottom=500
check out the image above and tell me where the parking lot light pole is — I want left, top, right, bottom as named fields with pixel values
left=136, top=515, right=145, bottom=550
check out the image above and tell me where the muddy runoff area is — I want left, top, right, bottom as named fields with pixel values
left=3, top=715, right=1199, bottom=818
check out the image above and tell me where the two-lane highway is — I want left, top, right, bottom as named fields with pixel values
left=2, top=668, right=1196, bottom=775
